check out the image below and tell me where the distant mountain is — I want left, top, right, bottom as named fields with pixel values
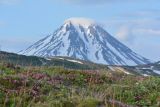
left=123, top=61, right=160, bottom=76
left=19, top=18, right=150, bottom=65
left=132, top=61, right=160, bottom=76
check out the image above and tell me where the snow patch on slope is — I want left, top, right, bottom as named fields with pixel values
left=108, top=66, right=131, bottom=75
left=153, top=70, right=160, bottom=75
left=143, top=74, right=149, bottom=76
left=56, top=57, right=83, bottom=64
left=66, top=59, right=83, bottom=64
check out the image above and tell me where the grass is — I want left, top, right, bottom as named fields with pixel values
left=0, top=63, right=160, bottom=107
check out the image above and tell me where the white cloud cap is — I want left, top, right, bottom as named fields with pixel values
left=64, top=17, right=96, bottom=28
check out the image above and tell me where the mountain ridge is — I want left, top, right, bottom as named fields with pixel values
left=1, top=50, right=160, bottom=76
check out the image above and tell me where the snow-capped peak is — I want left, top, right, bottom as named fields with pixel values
left=19, top=18, right=151, bottom=65
left=64, top=17, right=96, bottom=28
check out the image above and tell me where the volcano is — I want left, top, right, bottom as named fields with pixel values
left=19, top=18, right=150, bottom=65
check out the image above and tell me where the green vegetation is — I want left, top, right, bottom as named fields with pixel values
left=0, top=51, right=46, bottom=66
left=0, top=63, right=160, bottom=107
left=0, top=51, right=109, bottom=70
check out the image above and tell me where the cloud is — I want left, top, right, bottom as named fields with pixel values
left=130, top=19, right=160, bottom=37
left=65, top=17, right=95, bottom=27
left=101, top=9, right=160, bottom=61
left=0, top=0, right=20, bottom=5
left=135, top=29, right=160, bottom=36
left=104, top=17, right=160, bottom=43
left=116, top=26, right=133, bottom=42
left=108, top=18, right=160, bottom=61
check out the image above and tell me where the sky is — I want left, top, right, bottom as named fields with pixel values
left=0, top=0, right=160, bottom=61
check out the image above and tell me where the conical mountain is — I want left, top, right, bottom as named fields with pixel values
left=19, top=18, right=150, bottom=65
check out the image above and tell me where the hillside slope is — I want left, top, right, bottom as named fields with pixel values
left=1, top=51, right=160, bottom=76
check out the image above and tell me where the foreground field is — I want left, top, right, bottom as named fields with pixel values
left=0, top=63, right=160, bottom=107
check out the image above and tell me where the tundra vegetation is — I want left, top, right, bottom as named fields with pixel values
left=0, top=63, right=160, bottom=107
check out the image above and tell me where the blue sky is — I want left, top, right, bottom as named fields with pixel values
left=0, top=0, right=160, bottom=61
